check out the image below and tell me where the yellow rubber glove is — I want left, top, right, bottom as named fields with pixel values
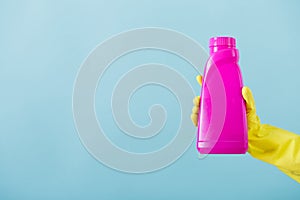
left=191, top=75, right=300, bottom=183
left=190, top=75, right=202, bottom=126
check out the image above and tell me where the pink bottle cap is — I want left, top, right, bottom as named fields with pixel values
left=209, top=37, right=236, bottom=47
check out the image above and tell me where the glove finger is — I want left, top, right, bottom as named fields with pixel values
left=196, top=75, right=203, bottom=86
left=190, top=113, right=198, bottom=127
left=193, top=96, right=200, bottom=106
left=192, top=106, right=199, bottom=114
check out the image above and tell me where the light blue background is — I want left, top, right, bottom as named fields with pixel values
left=1, top=0, right=300, bottom=199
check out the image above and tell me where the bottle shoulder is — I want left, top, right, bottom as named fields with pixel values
left=209, top=49, right=239, bottom=64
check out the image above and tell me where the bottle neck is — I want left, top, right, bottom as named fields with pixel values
left=209, top=45, right=235, bottom=55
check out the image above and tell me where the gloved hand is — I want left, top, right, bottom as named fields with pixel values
left=191, top=75, right=300, bottom=183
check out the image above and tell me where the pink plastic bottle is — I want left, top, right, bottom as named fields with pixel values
left=197, top=37, right=248, bottom=154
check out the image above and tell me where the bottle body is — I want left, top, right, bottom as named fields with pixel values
left=197, top=37, right=248, bottom=154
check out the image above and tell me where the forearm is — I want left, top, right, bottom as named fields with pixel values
left=248, top=124, right=300, bottom=182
